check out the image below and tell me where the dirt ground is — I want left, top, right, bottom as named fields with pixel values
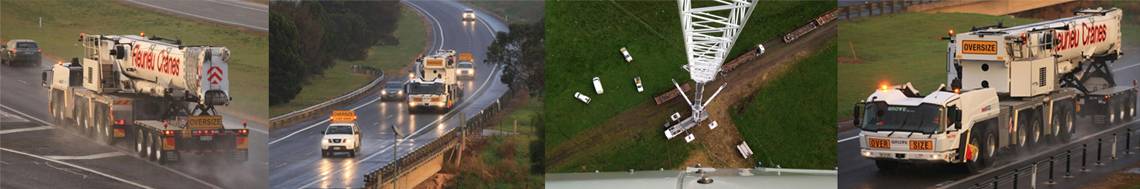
left=546, top=22, right=838, bottom=169
left=1081, top=162, right=1140, bottom=189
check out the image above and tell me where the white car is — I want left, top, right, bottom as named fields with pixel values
left=592, top=77, right=604, bottom=94
left=755, top=44, right=765, bottom=56
left=456, top=62, right=475, bottom=79
left=321, top=111, right=361, bottom=157
left=462, top=9, right=477, bottom=22
left=633, top=77, right=644, bottom=93
left=574, top=92, right=591, bottom=104
left=620, top=47, right=633, bottom=63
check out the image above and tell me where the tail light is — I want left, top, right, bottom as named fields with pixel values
left=162, top=130, right=175, bottom=136
left=37, top=49, right=42, bottom=52
left=115, top=119, right=125, bottom=125
left=237, top=129, right=248, bottom=136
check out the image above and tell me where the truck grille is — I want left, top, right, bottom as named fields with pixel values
left=329, top=139, right=343, bottom=143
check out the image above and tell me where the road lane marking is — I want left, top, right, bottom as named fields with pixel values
left=2, top=148, right=154, bottom=189
left=0, top=126, right=53, bottom=134
left=838, top=135, right=859, bottom=143
left=45, top=152, right=128, bottom=160
left=406, top=1, right=445, bottom=52
left=1, top=104, right=50, bottom=124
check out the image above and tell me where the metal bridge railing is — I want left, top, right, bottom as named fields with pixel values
left=950, top=120, right=1140, bottom=189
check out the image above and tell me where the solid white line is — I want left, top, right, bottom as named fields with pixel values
left=45, top=152, right=127, bottom=160
left=122, top=0, right=268, bottom=31
left=1, top=104, right=50, bottom=124
left=2, top=148, right=154, bottom=189
left=0, top=126, right=53, bottom=134
left=406, top=1, right=446, bottom=52
left=838, top=135, right=859, bottom=143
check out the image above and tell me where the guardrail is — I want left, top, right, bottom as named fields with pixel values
left=362, top=86, right=515, bottom=189
left=947, top=119, right=1140, bottom=189
left=269, top=65, right=384, bottom=128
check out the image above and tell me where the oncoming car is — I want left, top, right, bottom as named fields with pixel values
left=2, top=39, right=42, bottom=66
left=462, top=8, right=477, bottom=22
left=381, top=81, right=406, bottom=101
left=457, top=61, right=475, bottom=79
left=321, top=110, right=361, bottom=157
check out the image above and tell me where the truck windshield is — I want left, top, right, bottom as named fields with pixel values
left=326, top=125, right=353, bottom=134
left=385, top=82, right=404, bottom=89
left=408, top=83, right=444, bottom=95
left=861, top=102, right=944, bottom=134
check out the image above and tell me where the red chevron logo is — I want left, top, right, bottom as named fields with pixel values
left=207, top=66, right=223, bottom=84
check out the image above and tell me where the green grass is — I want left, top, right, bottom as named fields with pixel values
left=461, top=0, right=544, bottom=24
left=732, top=43, right=836, bottom=169
left=455, top=97, right=544, bottom=188
left=836, top=13, right=1038, bottom=119
left=0, top=0, right=268, bottom=119
left=544, top=0, right=834, bottom=159
left=269, top=5, right=426, bottom=116
left=546, top=120, right=695, bottom=172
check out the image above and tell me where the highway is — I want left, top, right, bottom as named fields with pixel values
left=837, top=55, right=1140, bottom=189
left=1, top=1, right=269, bottom=188
left=266, top=1, right=510, bottom=188
left=122, top=0, right=268, bottom=32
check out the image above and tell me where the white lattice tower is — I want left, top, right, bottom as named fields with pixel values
left=676, top=0, right=756, bottom=122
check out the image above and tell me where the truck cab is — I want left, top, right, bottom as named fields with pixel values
left=854, top=83, right=998, bottom=172
left=321, top=110, right=361, bottom=157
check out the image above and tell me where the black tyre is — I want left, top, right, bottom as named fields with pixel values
left=983, top=130, right=997, bottom=168
left=1030, top=113, right=1042, bottom=146
left=1017, top=115, right=1030, bottom=149
left=964, top=132, right=983, bottom=173
left=1059, top=105, right=1075, bottom=142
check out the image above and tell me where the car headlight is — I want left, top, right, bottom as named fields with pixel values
left=382, top=91, right=388, bottom=95
left=861, top=151, right=871, bottom=157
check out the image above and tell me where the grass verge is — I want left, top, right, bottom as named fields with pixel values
left=0, top=0, right=268, bottom=118
left=836, top=13, right=1038, bottom=119
left=452, top=96, right=544, bottom=187
left=544, top=0, right=834, bottom=159
left=269, top=4, right=426, bottom=116
left=732, top=43, right=837, bottom=169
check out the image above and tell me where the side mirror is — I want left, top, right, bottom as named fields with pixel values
left=113, top=45, right=127, bottom=60
left=1, top=45, right=6, bottom=49
left=852, top=102, right=864, bottom=129
left=948, top=107, right=962, bottom=130
left=320, top=130, right=326, bottom=135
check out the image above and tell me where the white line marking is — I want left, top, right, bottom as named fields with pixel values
left=1, top=104, right=50, bottom=124
left=2, top=148, right=154, bottom=189
left=45, top=152, right=127, bottom=160
left=406, top=1, right=446, bottom=52
left=0, top=126, right=53, bottom=134
left=838, top=135, right=859, bottom=143
left=122, top=0, right=268, bottom=31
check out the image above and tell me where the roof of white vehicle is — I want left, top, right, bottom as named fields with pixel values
left=865, top=85, right=957, bottom=106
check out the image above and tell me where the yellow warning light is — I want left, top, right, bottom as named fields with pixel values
left=954, top=88, right=960, bottom=94
left=330, top=110, right=357, bottom=123
left=948, top=29, right=955, bottom=36
left=139, top=32, right=145, bottom=37
left=880, top=84, right=889, bottom=91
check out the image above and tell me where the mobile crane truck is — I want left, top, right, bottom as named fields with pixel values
left=853, top=8, right=1136, bottom=172
left=47, top=33, right=249, bottom=164
left=406, top=50, right=464, bottom=113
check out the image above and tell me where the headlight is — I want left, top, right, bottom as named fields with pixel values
left=382, top=91, right=388, bottom=95
left=861, top=151, right=871, bottom=157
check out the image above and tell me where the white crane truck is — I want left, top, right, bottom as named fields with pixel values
left=47, top=33, right=248, bottom=164
left=853, top=8, right=1137, bottom=172
left=407, top=50, right=463, bottom=113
